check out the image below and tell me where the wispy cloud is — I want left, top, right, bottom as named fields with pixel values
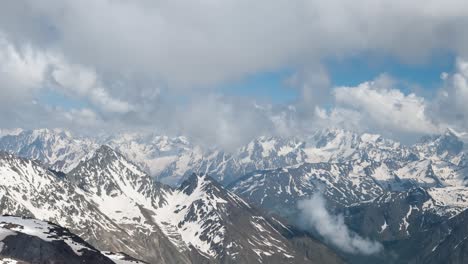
left=297, top=193, right=383, bottom=255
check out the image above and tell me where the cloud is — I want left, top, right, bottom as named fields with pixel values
left=2, top=0, right=468, bottom=88
left=0, top=34, right=133, bottom=133
left=51, top=63, right=133, bottom=113
left=320, top=57, right=468, bottom=139
left=61, top=108, right=99, bottom=127
left=286, top=65, right=332, bottom=112
left=428, top=57, right=468, bottom=131
left=313, top=74, right=441, bottom=140
left=0, top=33, right=133, bottom=114
left=1, top=1, right=468, bottom=146
left=0, top=35, right=48, bottom=102
left=297, top=193, right=383, bottom=255
left=167, top=95, right=278, bottom=150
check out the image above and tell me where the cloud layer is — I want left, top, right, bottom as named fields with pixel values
left=1, top=1, right=468, bottom=146
left=4, top=0, right=468, bottom=87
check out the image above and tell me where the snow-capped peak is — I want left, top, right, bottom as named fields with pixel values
left=0, top=128, right=98, bottom=173
left=69, top=145, right=171, bottom=219
left=154, top=173, right=313, bottom=262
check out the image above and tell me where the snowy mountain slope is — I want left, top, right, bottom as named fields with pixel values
left=227, top=129, right=468, bottom=221
left=229, top=160, right=386, bottom=220
left=0, top=146, right=342, bottom=263
left=104, top=133, right=199, bottom=181
left=342, top=188, right=468, bottom=264
left=0, top=129, right=97, bottom=173
left=0, top=151, right=123, bottom=234
left=128, top=128, right=453, bottom=184
left=67, top=146, right=193, bottom=264
left=0, top=150, right=190, bottom=264
left=303, top=129, right=413, bottom=163
left=128, top=129, right=416, bottom=186
left=3, top=128, right=468, bottom=263
left=1, top=128, right=465, bottom=188
left=0, top=129, right=343, bottom=185
left=0, top=215, right=119, bottom=264
left=69, top=146, right=342, bottom=263
left=152, top=128, right=468, bottom=189
left=415, top=128, right=465, bottom=164
left=2, top=128, right=468, bottom=205
left=68, top=145, right=171, bottom=217
left=394, top=160, right=442, bottom=187
left=114, top=135, right=309, bottom=186
left=154, top=173, right=343, bottom=264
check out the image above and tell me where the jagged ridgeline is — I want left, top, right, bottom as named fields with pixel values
left=0, top=146, right=341, bottom=264
left=0, top=128, right=468, bottom=263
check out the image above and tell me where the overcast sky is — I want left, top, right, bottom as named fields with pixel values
left=1, top=0, right=468, bottom=148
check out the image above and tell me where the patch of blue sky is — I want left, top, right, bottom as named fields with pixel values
left=220, top=69, right=298, bottom=104
left=220, top=52, right=455, bottom=104
left=40, top=52, right=456, bottom=108
left=38, top=89, right=89, bottom=110
left=325, top=51, right=455, bottom=96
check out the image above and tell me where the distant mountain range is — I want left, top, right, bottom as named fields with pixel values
left=1, top=128, right=468, bottom=263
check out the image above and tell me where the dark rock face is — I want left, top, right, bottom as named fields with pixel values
left=344, top=188, right=440, bottom=241
left=362, top=207, right=468, bottom=264
left=0, top=216, right=116, bottom=264
left=1, top=233, right=113, bottom=264
left=341, top=189, right=468, bottom=264
left=414, top=209, right=468, bottom=264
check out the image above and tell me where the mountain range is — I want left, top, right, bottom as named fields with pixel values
left=0, top=142, right=341, bottom=263
left=1, top=128, right=468, bottom=263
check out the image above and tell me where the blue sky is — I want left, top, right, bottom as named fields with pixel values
left=221, top=70, right=297, bottom=103
left=40, top=53, right=456, bottom=113
left=326, top=53, right=455, bottom=91
left=220, top=52, right=455, bottom=104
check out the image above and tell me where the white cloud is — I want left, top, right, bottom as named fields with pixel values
left=298, top=193, right=383, bottom=255
left=51, top=63, right=97, bottom=95
left=314, top=107, right=365, bottom=132
left=168, top=95, right=276, bottom=150
left=286, top=65, right=331, bottom=111
left=62, top=108, right=99, bottom=127
left=1, top=1, right=468, bottom=144
left=429, top=58, right=468, bottom=131
left=0, top=33, right=133, bottom=114
left=323, top=74, right=441, bottom=137
left=0, top=35, right=49, bottom=101
left=51, top=63, right=133, bottom=113
left=2, top=0, right=468, bottom=88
